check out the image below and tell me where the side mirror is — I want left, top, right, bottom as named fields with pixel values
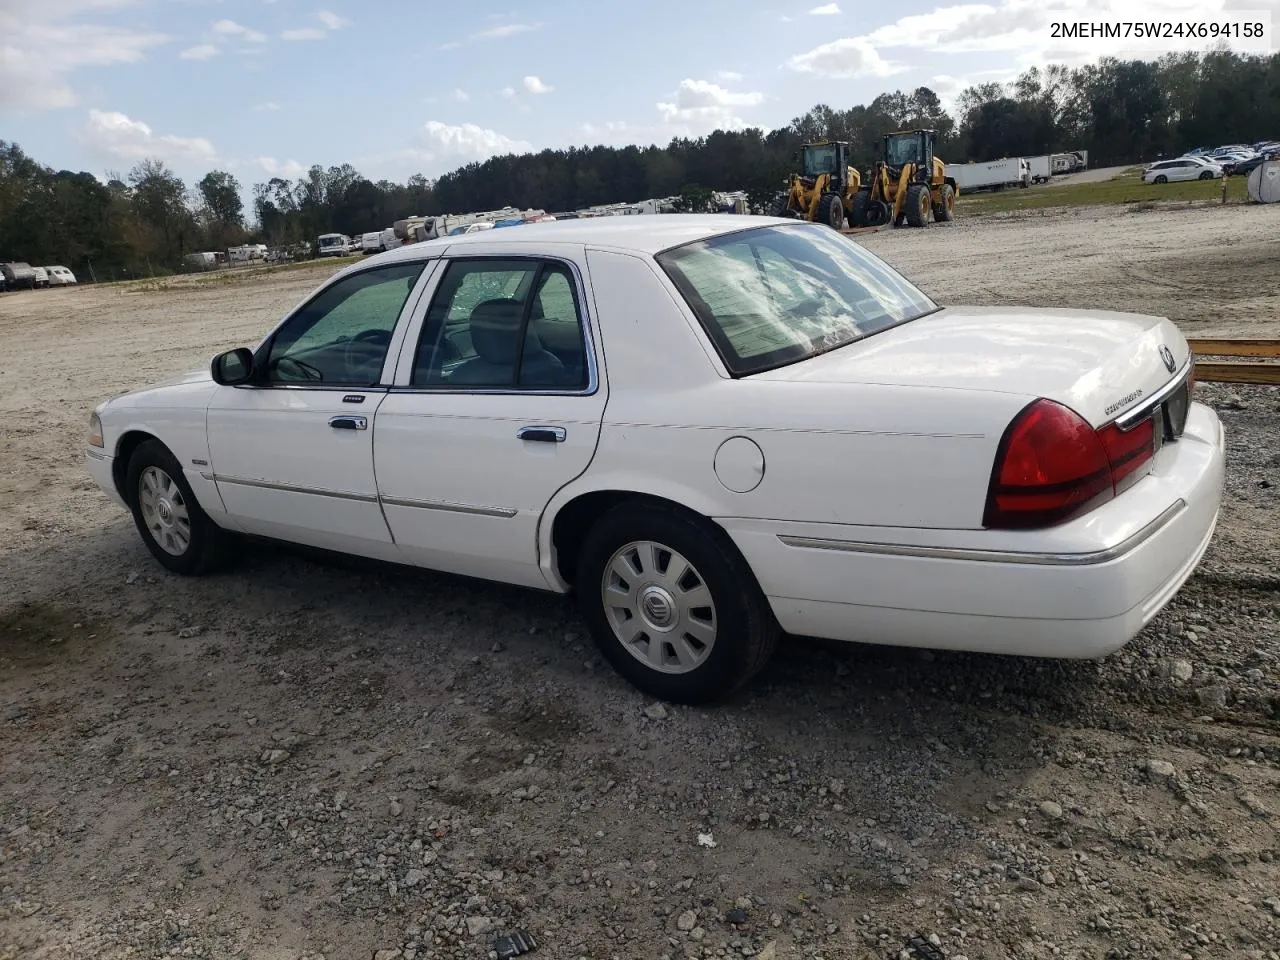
left=211, top=347, right=255, bottom=385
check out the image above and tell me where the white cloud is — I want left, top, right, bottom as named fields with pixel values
left=282, top=27, right=326, bottom=40
left=212, top=19, right=266, bottom=43
left=451, top=88, right=470, bottom=102
left=656, top=79, right=767, bottom=134
left=253, top=101, right=281, bottom=111
left=82, top=109, right=217, bottom=165
left=499, top=86, right=517, bottom=100
left=522, top=75, right=553, bottom=94
left=256, top=156, right=306, bottom=178
left=716, top=70, right=744, bottom=82
left=179, top=43, right=219, bottom=60
left=472, top=21, right=539, bottom=40
left=789, top=0, right=1276, bottom=81
left=438, top=19, right=542, bottom=49
left=419, top=120, right=532, bottom=163
left=784, top=36, right=902, bottom=78
left=316, top=10, right=349, bottom=30
left=810, top=2, right=841, bottom=13
left=0, top=4, right=170, bottom=113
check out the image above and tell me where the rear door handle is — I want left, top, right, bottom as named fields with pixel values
left=517, top=425, right=566, bottom=443
left=329, top=415, right=367, bottom=430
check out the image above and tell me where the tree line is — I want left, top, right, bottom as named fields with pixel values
left=1, top=50, right=1276, bottom=281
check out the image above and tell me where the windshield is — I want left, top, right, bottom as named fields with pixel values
left=885, top=135, right=922, bottom=166
left=656, top=223, right=938, bottom=376
left=802, top=145, right=838, bottom=177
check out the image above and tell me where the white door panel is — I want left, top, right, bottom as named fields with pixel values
left=375, top=395, right=602, bottom=586
left=207, top=387, right=391, bottom=548
left=206, top=259, right=431, bottom=553
left=374, top=250, right=607, bottom=588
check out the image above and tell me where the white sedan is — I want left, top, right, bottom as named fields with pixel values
left=85, top=216, right=1225, bottom=704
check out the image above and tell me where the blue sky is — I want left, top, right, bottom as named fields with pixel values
left=1, top=0, right=1274, bottom=191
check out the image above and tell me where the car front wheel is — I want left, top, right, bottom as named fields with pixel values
left=576, top=501, right=780, bottom=705
left=126, top=439, right=234, bottom=575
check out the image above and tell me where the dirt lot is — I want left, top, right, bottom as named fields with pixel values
left=2, top=203, right=1279, bottom=960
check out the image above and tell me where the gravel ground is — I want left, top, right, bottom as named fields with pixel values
left=2, top=203, right=1279, bottom=960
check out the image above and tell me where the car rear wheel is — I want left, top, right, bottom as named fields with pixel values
left=126, top=439, right=235, bottom=575
left=1198, top=170, right=1214, bottom=180
left=576, top=501, right=779, bottom=705
left=1154, top=175, right=1168, bottom=184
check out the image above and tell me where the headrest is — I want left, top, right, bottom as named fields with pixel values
left=469, top=298, right=526, bottom=364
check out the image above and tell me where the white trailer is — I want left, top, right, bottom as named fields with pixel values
left=945, top=158, right=1031, bottom=192
left=1026, top=155, right=1052, bottom=184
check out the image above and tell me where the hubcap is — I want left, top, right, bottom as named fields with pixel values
left=601, top=540, right=717, bottom=675
left=138, top=466, right=191, bottom=557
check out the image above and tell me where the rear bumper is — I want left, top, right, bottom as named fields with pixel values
left=720, top=402, right=1225, bottom=658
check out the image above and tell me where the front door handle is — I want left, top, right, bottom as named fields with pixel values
left=329, top=415, right=367, bottom=430
left=517, top=425, right=566, bottom=443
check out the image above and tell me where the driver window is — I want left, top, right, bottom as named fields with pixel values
left=266, top=262, right=425, bottom=385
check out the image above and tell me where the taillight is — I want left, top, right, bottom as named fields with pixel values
left=984, top=399, right=1156, bottom=529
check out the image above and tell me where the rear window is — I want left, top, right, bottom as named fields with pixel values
left=655, top=223, right=937, bottom=376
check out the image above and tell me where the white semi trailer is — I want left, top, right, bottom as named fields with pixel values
left=944, top=158, right=1031, bottom=192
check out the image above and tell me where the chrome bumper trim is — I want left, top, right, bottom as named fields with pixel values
left=777, top=499, right=1187, bottom=566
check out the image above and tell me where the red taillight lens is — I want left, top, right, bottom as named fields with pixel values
left=984, top=398, right=1157, bottom=529
left=984, top=400, right=1112, bottom=529
left=1098, top=416, right=1155, bottom=491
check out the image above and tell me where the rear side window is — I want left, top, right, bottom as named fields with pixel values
left=410, top=259, right=589, bottom=390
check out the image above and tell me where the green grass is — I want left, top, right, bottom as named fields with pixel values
left=958, top=167, right=1250, bottom=215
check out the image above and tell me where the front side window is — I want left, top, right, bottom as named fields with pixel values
left=886, top=136, right=921, bottom=166
left=802, top=146, right=838, bottom=177
left=656, top=223, right=937, bottom=377
left=411, top=259, right=588, bottom=389
left=264, top=262, right=424, bottom=385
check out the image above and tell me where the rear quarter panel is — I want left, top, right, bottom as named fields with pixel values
left=543, top=248, right=1032, bottom=549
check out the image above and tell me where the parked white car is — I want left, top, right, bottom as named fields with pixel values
left=85, top=216, right=1224, bottom=704
left=44, top=265, right=77, bottom=286
left=1143, top=157, right=1222, bottom=183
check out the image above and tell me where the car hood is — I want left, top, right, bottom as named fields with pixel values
left=752, top=305, right=1189, bottom=426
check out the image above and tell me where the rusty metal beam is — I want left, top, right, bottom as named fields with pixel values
left=1193, top=361, right=1280, bottom=385
left=1188, top=338, right=1280, bottom=358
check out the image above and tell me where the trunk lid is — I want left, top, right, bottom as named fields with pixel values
left=754, top=305, right=1190, bottom=426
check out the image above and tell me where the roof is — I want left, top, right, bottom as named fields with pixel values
left=374, top=213, right=790, bottom=263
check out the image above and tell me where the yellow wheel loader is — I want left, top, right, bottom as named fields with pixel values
left=848, top=129, right=957, bottom=229
left=771, top=140, right=863, bottom=230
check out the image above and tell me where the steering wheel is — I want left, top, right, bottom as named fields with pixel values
left=274, top=356, right=323, bottom=381
left=342, top=328, right=393, bottom=378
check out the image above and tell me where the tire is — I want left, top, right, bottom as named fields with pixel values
left=863, top=199, right=891, bottom=227
left=125, top=439, right=235, bottom=575
left=847, top=189, right=870, bottom=228
left=904, top=183, right=931, bottom=227
left=769, top=195, right=791, bottom=218
left=576, top=501, right=780, bottom=705
left=1198, top=170, right=1213, bottom=180
left=816, top=192, right=843, bottom=230
left=933, top=183, right=956, bottom=222
left=1154, top=175, right=1168, bottom=184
